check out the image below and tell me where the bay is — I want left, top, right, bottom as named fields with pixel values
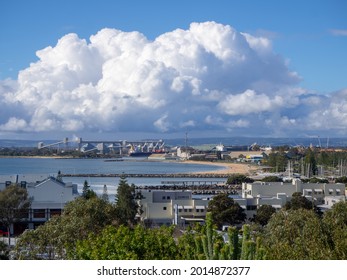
left=0, top=157, right=225, bottom=175
left=0, top=157, right=227, bottom=197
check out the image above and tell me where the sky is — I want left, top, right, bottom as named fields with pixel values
left=0, top=0, right=346, bottom=140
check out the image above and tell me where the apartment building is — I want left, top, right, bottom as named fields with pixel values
left=0, top=174, right=79, bottom=234
left=138, top=190, right=209, bottom=227
left=239, top=179, right=346, bottom=218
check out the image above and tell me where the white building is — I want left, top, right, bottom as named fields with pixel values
left=26, top=176, right=79, bottom=229
left=239, top=179, right=346, bottom=218
left=0, top=174, right=79, bottom=234
left=138, top=190, right=209, bottom=227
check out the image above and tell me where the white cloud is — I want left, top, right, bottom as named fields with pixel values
left=217, top=89, right=279, bottom=115
left=154, top=114, right=171, bottom=132
left=0, top=117, right=28, bottom=131
left=0, top=21, right=344, bottom=137
left=306, top=89, right=347, bottom=130
left=179, top=120, right=196, bottom=128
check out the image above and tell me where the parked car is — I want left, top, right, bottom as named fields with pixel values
left=0, top=229, right=9, bottom=236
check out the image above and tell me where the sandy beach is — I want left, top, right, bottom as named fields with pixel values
left=184, top=160, right=258, bottom=175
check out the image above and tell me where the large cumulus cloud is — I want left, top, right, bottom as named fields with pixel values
left=0, top=21, right=344, bottom=137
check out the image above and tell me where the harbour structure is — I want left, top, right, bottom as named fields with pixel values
left=38, top=137, right=166, bottom=156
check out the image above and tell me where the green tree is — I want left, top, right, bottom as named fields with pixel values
left=335, top=176, right=347, bottom=184
left=74, top=224, right=179, bottom=260
left=0, top=184, right=31, bottom=243
left=322, top=201, right=347, bottom=259
left=240, top=224, right=256, bottom=260
left=304, top=148, right=318, bottom=177
left=261, top=176, right=283, bottom=182
left=263, top=209, right=331, bottom=259
left=253, top=205, right=276, bottom=226
left=266, top=152, right=288, bottom=172
left=0, top=240, right=9, bottom=260
left=14, top=195, right=116, bottom=259
left=207, top=193, right=246, bottom=229
left=14, top=218, right=64, bottom=259
left=309, top=177, right=329, bottom=183
left=284, top=192, right=313, bottom=210
left=318, top=151, right=330, bottom=166
left=102, top=184, right=109, bottom=202
left=115, top=175, right=139, bottom=226
left=226, top=174, right=254, bottom=185
left=82, top=180, right=96, bottom=199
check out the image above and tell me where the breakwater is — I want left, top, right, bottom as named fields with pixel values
left=61, top=173, right=230, bottom=178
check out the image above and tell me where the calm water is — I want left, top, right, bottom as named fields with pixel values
left=0, top=157, right=227, bottom=197
left=0, top=157, right=225, bottom=175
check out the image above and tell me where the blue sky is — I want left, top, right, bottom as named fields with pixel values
left=1, top=0, right=346, bottom=92
left=0, top=0, right=346, bottom=140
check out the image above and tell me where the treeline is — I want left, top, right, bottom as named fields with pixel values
left=0, top=147, right=79, bottom=157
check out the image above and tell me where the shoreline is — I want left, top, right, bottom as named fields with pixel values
left=182, top=160, right=258, bottom=175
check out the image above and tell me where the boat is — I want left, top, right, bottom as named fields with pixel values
left=127, top=141, right=166, bottom=157
left=129, top=151, right=152, bottom=157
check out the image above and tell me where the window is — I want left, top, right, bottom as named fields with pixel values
left=163, top=207, right=167, bottom=210
left=167, top=196, right=171, bottom=200
left=50, top=209, right=62, bottom=216
left=162, top=196, right=166, bottom=200
left=33, top=209, right=46, bottom=218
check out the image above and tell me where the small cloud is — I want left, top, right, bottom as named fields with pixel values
left=179, top=120, right=196, bottom=128
left=329, top=29, right=347, bottom=36
left=153, top=114, right=170, bottom=132
left=0, top=117, right=28, bottom=131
